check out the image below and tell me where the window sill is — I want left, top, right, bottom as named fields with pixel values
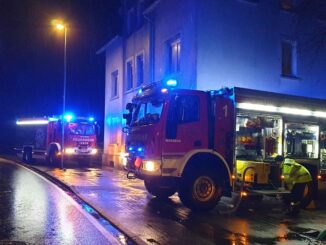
left=135, top=83, right=144, bottom=89
left=281, top=74, right=301, bottom=81
left=124, top=89, right=134, bottom=94
left=110, top=96, right=119, bottom=101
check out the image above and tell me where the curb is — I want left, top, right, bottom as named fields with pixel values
left=3, top=157, right=146, bottom=245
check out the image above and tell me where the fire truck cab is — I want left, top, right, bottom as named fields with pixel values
left=123, top=81, right=326, bottom=211
left=15, top=114, right=99, bottom=165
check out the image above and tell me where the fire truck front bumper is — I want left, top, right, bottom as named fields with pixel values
left=126, top=157, right=162, bottom=179
left=63, top=147, right=99, bottom=158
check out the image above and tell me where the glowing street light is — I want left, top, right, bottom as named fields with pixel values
left=52, top=19, right=68, bottom=169
left=55, top=23, right=65, bottom=30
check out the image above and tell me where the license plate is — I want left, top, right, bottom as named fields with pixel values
left=79, top=148, right=89, bottom=153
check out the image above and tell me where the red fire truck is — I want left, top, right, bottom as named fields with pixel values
left=123, top=80, right=326, bottom=211
left=15, top=114, right=99, bottom=164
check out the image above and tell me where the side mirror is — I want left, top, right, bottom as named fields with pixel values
left=123, top=113, right=132, bottom=126
left=126, top=103, right=133, bottom=111
left=57, top=120, right=62, bottom=132
left=95, top=124, right=100, bottom=136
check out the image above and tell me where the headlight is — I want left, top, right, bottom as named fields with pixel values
left=142, top=160, right=161, bottom=172
left=91, top=148, right=98, bottom=155
left=65, top=148, right=75, bottom=154
left=120, top=152, right=129, bottom=166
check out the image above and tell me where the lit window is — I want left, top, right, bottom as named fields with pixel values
left=126, top=60, right=133, bottom=91
left=111, top=70, right=118, bottom=98
left=136, top=53, right=144, bottom=87
left=167, top=38, right=181, bottom=74
left=281, top=40, right=297, bottom=77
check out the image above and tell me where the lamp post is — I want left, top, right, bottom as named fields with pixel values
left=52, top=20, right=67, bottom=169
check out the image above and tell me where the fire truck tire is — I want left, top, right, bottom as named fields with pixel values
left=144, top=180, right=177, bottom=199
left=22, top=150, right=33, bottom=164
left=48, top=149, right=59, bottom=166
left=178, top=169, right=222, bottom=211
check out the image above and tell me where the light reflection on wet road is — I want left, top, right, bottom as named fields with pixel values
left=0, top=159, right=115, bottom=245
left=33, top=164, right=326, bottom=245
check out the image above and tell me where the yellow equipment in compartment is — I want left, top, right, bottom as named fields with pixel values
left=236, top=160, right=271, bottom=184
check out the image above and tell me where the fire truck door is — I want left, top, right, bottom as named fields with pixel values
left=163, top=94, right=208, bottom=155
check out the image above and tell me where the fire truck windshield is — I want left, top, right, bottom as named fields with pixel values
left=68, top=123, right=95, bottom=136
left=131, top=99, right=164, bottom=126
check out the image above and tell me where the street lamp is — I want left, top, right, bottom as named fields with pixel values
left=52, top=19, right=67, bottom=169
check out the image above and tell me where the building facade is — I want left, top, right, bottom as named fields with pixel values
left=100, top=0, right=326, bottom=167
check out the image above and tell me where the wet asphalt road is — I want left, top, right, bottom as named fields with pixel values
left=29, top=163, right=326, bottom=245
left=0, top=159, right=115, bottom=245
left=2, top=155, right=326, bottom=245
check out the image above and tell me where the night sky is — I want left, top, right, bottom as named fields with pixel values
left=0, top=0, right=121, bottom=152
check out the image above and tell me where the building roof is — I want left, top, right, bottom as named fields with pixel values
left=96, top=35, right=122, bottom=54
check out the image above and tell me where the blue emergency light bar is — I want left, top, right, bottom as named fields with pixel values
left=63, top=113, right=74, bottom=122
left=165, top=79, right=177, bottom=87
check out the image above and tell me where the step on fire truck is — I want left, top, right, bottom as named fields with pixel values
left=123, top=80, right=326, bottom=211
left=15, top=114, right=99, bottom=164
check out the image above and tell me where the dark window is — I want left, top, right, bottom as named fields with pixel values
left=136, top=53, right=144, bottom=86
left=281, top=40, right=297, bottom=77
left=111, top=70, right=118, bottom=98
left=126, top=60, right=133, bottom=90
left=167, top=38, right=181, bottom=74
left=176, top=95, right=199, bottom=123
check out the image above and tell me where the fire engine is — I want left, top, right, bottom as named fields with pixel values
left=15, top=114, right=99, bottom=164
left=123, top=80, right=326, bottom=211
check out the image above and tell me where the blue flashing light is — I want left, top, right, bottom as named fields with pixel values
left=63, top=113, right=74, bottom=122
left=89, top=117, right=95, bottom=122
left=138, top=88, right=143, bottom=95
left=49, top=117, right=59, bottom=122
left=161, top=88, right=168, bottom=93
left=128, top=146, right=133, bottom=151
left=166, top=79, right=177, bottom=87
left=137, top=147, right=143, bottom=152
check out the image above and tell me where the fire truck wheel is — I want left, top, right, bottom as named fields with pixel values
left=48, top=150, right=59, bottom=166
left=144, top=180, right=177, bottom=199
left=23, top=150, right=33, bottom=164
left=179, top=169, right=222, bottom=211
